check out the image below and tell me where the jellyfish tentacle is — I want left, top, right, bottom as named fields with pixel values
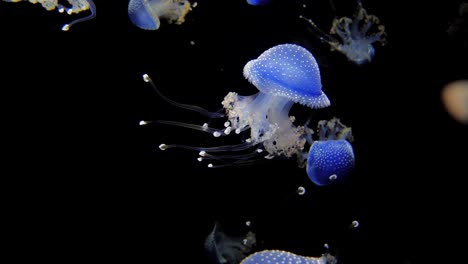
left=143, top=74, right=224, bottom=118
left=61, top=0, right=96, bottom=31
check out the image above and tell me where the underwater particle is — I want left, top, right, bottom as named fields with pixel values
left=350, top=220, right=359, bottom=228
left=296, top=186, right=306, bottom=195
left=441, top=80, right=468, bottom=124
left=2, top=0, right=96, bottom=31
left=240, top=250, right=337, bottom=264
left=300, top=0, right=386, bottom=65
left=128, top=0, right=193, bottom=30
left=205, top=222, right=256, bottom=264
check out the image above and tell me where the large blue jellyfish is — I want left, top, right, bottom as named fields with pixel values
left=205, top=222, right=256, bottom=264
left=240, top=250, right=337, bottom=264
left=128, top=0, right=193, bottom=30
left=300, top=0, right=387, bottom=65
left=141, top=44, right=355, bottom=185
left=2, top=0, right=96, bottom=31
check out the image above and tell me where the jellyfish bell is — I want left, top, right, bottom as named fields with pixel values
left=246, top=0, right=272, bottom=6
left=240, top=249, right=337, bottom=264
left=307, top=139, right=355, bottom=186
left=305, top=118, right=355, bottom=186
left=128, top=0, right=192, bottom=30
left=441, top=80, right=468, bottom=124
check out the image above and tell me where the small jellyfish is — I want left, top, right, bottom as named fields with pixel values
left=441, top=80, right=468, bottom=124
left=128, top=0, right=193, bottom=30
left=2, top=0, right=96, bottom=31
left=205, top=222, right=256, bottom=264
left=240, top=250, right=337, bottom=264
left=300, top=0, right=387, bottom=65
left=141, top=44, right=354, bottom=185
left=246, top=0, right=272, bottom=6
left=306, top=118, right=355, bottom=186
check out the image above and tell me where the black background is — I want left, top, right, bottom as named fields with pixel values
left=2, top=0, right=467, bottom=263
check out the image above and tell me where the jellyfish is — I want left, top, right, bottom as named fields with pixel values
left=300, top=0, right=386, bottom=65
left=128, top=0, right=193, bottom=30
left=2, top=0, right=96, bottom=31
left=306, top=118, right=355, bottom=186
left=205, top=222, right=256, bottom=264
left=140, top=43, right=355, bottom=185
left=441, top=80, right=468, bottom=124
left=246, top=0, right=272, bottom=6
left=240, top=250, right=337, bottom=264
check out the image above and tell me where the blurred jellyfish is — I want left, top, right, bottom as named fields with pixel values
left=300, top=0, right=386, bottom=65
left=441, top=80, right=468, bottom=124
left=447, top=2, right=468, bottom=47
left=2, top=0, right=96, bottom=31
left=140, top=43, right=354, bottom=185
left=246, top=0, right=272, bottom=6
left=205, top=222, right=256, bottom=264
left=240, top=250, right=337, bottom=264
left=128, top=0, right=193, bottom=30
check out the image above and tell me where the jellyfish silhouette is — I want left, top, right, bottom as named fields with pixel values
left=141, top=44, right=354, bottom=185
left=205, top=222, right=256, bottom=264
left=240, top=250, right=337, bottom=264
left=300, top=0, right=387, bottom=65
left=128, top=0, right=192, bottom=30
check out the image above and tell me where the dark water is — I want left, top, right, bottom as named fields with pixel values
left=2, top=0, right=467, bottom=263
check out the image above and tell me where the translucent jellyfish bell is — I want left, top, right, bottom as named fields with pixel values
left=128, top=0, right=192, bottom=30
left=441, top=80, right=468, bottom=124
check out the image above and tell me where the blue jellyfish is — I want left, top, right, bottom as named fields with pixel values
left=240, top=250, right=337, bottom=264
left=246, top=0, right=272, bottom=6
left=128, top=0, right=193, bottom=30
left=2, top=0, right=96, bottom=31
left=140, top=44, right=354, bottom=185
left=205, top=222, right=256, bottom=264
left=300, top=0, right=386, bottom=65
left=306, top=118, right=355, bottom=186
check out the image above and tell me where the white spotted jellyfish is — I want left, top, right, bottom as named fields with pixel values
left=140, top=44, right=355, bottom=186
left=240, top=249, right=337, bottom=264
left=300, top=0, right=387, bottom=65
left=128, top=0, right=193, bottom=30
